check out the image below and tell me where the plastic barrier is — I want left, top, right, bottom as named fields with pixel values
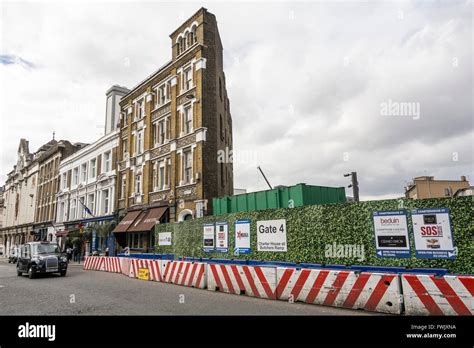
left=120, top=257, right=131, bottom=277
left=207, top=263, right=277, bottom=299
left=83, top=256, right=106, bottom=271
left=276, top=267, right=402, bottom=314
left=162, top=261, right=207, bottom=289
left=101, top=257, right=122, bottom=273
left=401, top=274, right=474, bottom=316
left=117, top=253, right=175, bottom=260
left=128, top=258, right=170, bottom=282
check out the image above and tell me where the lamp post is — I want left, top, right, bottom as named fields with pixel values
left=344, top=172, right=359, bottom=202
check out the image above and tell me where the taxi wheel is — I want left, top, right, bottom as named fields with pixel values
left=60, top=270, right=67, bottom=277
left=28, top=267, right=36, bottom=279
left=17, top=270, right=22, bottom=276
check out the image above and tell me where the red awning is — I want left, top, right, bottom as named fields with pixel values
left=112, top=210, right=142, bottom=233
left=127, top=207, right=167, bottom=232
left=55, top=231, right=70, bottom=237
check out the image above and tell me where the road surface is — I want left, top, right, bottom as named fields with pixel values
left=0, top=259, right=380, bottom=315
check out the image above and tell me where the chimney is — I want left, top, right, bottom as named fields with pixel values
left=461, top=176, right=466, bottom=181
left=105, top=85, right=130, bottom=135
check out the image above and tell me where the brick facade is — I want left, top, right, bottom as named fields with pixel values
left=117, top=8, right=233, bottom=222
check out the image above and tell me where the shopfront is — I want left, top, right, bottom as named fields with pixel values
left=113, top=207, right=168, bottom=253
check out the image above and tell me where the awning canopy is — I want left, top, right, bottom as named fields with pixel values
left=112, top=210, right=142, bottom=233
left=127, top=207, right=167, bottom=232
left=55, top=231, right=70, bottom=237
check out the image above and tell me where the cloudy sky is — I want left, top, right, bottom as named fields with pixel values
left=0, top=0, right=472, bottom=200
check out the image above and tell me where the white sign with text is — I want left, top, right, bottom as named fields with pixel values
left=257, top=219, right=287, bottom=252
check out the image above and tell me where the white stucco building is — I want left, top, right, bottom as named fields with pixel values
left=55, top=86, right=129, bottom=254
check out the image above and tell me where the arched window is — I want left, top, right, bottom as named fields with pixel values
left=187, top=31, right=194, bottom=46
left=176, top=42, right=180, bottom=55
left=191, top=26, right=197, bottom=44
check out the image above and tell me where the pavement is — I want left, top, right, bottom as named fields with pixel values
left=0, top=258, right=380, bottom=315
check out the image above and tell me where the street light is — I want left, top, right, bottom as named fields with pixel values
left=344, top=172, right=359, bottom=202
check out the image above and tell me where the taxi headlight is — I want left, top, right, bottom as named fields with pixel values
left=60, top=256, right=67, bottom=262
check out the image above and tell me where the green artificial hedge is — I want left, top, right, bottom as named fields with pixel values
left=155, top=196, right=473, bottom=274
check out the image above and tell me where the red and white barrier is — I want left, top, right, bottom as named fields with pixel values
left=401, top=274, right=474, bottom=316
left=101, top=257, right=122, bottom=273
left=129, top=258, right=170, bottom=282
left=83, top=256, right=106, bottom=271
left=162, top=261, right=207, bottom=289
left=120, top=257, right=131, bottom=277
left=276, top=268, right=402, bottom=314
left=207, top=263, right=277, bottom=299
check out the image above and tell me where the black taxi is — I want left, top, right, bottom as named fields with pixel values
left=16, top=242, right=68, bottom=279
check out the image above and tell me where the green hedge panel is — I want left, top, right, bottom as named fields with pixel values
left=155, top=196, right=473, bottom=274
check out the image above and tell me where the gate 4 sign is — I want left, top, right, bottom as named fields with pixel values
left=411, top=208, right=455, bottom=259
left=234, top=219, right=251, bottom=255
left=215, top=222, right=228, bottom=253
left=203, top=224, right=215, bottom=252
left=372, top=210, right=410, bottom=258
left=257, top=219, right=287, bottom=252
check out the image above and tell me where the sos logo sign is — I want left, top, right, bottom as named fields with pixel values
left=420, top=225, right=443, bottom=237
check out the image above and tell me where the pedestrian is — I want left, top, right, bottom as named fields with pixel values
left=66, top=247, right=72, bottom=263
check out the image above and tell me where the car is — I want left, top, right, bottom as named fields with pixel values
left=16, top=242, right=68, bottom=279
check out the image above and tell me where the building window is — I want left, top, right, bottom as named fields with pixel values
left=158, top=161, right=165, bottom=190
left=73, top=167, right=79, bottom=186
left=135, top=174, right=142, bottom=194
left=157, top=82, right=171, bottom=106
left=88, top=193, right=95, bottom=216
left=167, top=159, right=171, bottom=187
left=122, top=138, right=128, bottom=158
left=70, top=199, right=76, bottom=220
left=103, top=151, right=111, bottom=172
left=183, top=67, right=193, bottom=91
left=159, top=120, right=166, bottom=144
left=61, top=173, right=67, bottom=189
left=59, top=202, right=65, bottom=222
left=102, top=189, right=110, bottom=215
left=90, top=158, right=96, bottom=179
left=81, top=163, right=87, bottom=183
left=183, top=149, right=193, bottom=184
left=79, top=196, right=85, bottom=218
left=136, top=99, right=145, bottom=119
left=184, top=106, right=193, bottom=134
left=152, top=163, right=157, bottom=190
left=121, top=175, right=126, bottom=199
left=136, top=131, right=143, bottom=154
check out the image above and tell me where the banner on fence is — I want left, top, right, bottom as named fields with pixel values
left=411, top=208, right=455, bottom=259
left=372, top=210, right=410, bottom=258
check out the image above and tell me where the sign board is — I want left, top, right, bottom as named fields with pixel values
left=138, top=268, right=149, bottom=281
left=257, top=219, right=287, bottom=252
left=215, top=222, right=228, bottom=253
left=158, top=232, right=172, bottom=246
left=372, top=210, right=411, bottom=258
left=411, top=208, right=455, bottom=259
left=203, top=223, right=215, bottom=252
left=234, top=219, right=251, bottom=255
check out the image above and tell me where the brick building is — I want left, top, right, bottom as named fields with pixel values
left=113, top=8, right=233, bottom=252
left=33, top=138, right=85, bottom=241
